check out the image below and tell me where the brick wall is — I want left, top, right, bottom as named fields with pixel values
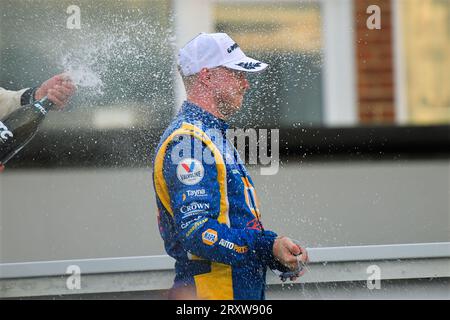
left=355, top=0, right=396, bottom=124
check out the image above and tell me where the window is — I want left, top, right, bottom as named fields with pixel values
left=395, top=0, right=450, bottom=125
left=213, top=1, right=324, bottom=128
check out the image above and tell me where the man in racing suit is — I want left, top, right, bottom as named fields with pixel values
left=153, top=33, right=308, bottom=300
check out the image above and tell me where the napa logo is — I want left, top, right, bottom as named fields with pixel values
left=0, top=121, right=13, bottom=143
left=177, top=158, right=204, bottom=185
left=202, top=229, right=217, bottom=246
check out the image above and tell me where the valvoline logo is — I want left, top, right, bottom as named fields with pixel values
left=181, top=161, right=195, bottom=173
left=177, top=158, right=204, bottom=185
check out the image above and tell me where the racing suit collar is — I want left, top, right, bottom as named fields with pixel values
left=181, top=101, right=229, bottom=133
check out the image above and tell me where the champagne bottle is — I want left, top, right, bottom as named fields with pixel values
left=0, top=97, right=53, bottom=166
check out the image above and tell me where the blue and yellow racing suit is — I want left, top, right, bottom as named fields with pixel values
left=153, top=101, right=287, bottom=300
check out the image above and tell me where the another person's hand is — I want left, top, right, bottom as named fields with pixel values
left=273, top=236, right=308, bottom=281
left=0, top=164, right=4, bottom=172
left=35, top=74, right=76, bottom=109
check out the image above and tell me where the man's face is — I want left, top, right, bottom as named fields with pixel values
left=208, top=67, right=250, bottom=118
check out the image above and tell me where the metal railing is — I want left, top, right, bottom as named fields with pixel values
left=1, top=242, right=449, bottom=279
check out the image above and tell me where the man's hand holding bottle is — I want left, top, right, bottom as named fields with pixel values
left=0, top=73, right=76, bottom=171
left=35, top=73, right=76, bottom=108
left=272, top=236, right=309, bottom=282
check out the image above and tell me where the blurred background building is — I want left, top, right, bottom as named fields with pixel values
left=0, top=0, right=449, bottom=299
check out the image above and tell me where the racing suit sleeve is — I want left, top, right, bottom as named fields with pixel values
left=162, top=134, right=278, bottom=267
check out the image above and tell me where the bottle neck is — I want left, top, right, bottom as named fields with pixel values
left=33, top=97, right=54, bottom=115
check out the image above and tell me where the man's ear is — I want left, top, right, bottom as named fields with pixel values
left=198, top=68, right=211, bottom=86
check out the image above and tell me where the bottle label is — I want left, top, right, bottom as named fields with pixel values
left=34, top=101, right=48, bottom=115
left=0, top=121, right=13, bottom=143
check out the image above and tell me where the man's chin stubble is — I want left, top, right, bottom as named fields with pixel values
left=218, top=101, right=241, bottom=119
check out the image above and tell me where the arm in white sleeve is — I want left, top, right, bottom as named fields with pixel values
left=0, top=87, right=29, bottom=120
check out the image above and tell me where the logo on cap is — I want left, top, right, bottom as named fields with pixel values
left=236, top=62, right=262, bottom=70
left=227, top=42, right=239, bottom=53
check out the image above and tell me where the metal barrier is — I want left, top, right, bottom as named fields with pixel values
left=1, top=242, right=449, bottom=298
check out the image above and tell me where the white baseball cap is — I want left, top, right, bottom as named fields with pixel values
left=178, top=32, right=268, bottom=76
